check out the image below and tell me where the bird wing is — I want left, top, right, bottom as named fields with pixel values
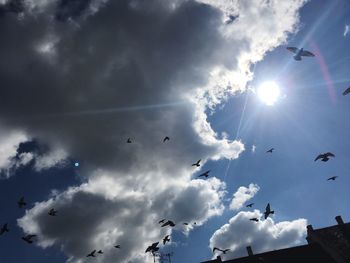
left=199, top=170, right=210, bottom=177
left=152, top=242, right=159, bottom=248
left=301, top=50, right=315, bottom=57
left=213, top=247, right=219, bottom=252
left=286, top=47, right=298, bottom=54
left=343, top=87, right=350, bottom=95
left=314, top=154, right=323, bottom=161
left=266, top=203, right=271, bottom=213
left=326, top=152, right=335, bottom=157
left=161, top=221, right=170, bottom=227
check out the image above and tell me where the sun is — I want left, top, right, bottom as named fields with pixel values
left=257, top=81, right=281, bottom=106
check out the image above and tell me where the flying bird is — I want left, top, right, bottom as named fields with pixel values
left=327, top=176, right=338, bottom=181
left=342, top=87, right=350, bottom=96
left=87, top=250, right=96, bottom=257
left=22, top=234, right=36, bottom=244
left=246, top=203, right=254, bottom=208
left=161, top=220, right=175, bottom=227
left=314, top=152, right=335, bottom=162
left=0, top=223, right=9, bottom=235
left=158, top=219, right=166, bottom=224
left=163, top=235, right=170, bottom=245
left=250, top=218, right=259, bottom=222
left=114, top=245, right=121, bottom=249
left=192, top=159, right=201, bottom=167
left=48, top=208, right=58, bottom=216
left=145, top=242, right=159, bottom=253
left=127, top=138, right=132, bottom=143
left=183, top=222, right=189, bottom=225
left=266, top=148, right=274, bottom=153
left=163, top=136, right=170, bottom=142
left=97, top=250, right=103, bottom=254
left=18, top=196, right=26, bottom=208
left=213, top=247, right=230, bottom=254
left=198, top=170, right=210, bottom=178
left=264, top=203, right=274, bottom=219
left=286, top=47, right=315, bottom=61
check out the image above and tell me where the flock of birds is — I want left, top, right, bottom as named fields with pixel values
left=1, top=47, right=349, bottom=262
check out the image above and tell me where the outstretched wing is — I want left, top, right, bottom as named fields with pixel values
left=314, top=154, right=323, bottom=161
left=286, top=47, right=298, bottom=54
left=301, top=50, right=315, bottom=57
left=342, top=87, right=350, bottom=95
left=325, top=152, right=335, bottom=158
left=266, top=203, right=271, bottom=213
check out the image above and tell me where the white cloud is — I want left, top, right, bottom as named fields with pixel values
left=18, top=174, right=226, bottom=262
left=344, top=24, right=349, bottom=37
left=252, top=144, right=256, bottom=153
left=34, top=147, right=68, bottom=171
left=209, top=210, right=307, bottom=260
left=229, top=183, right=259, bottom=211
left=0, top=129, right=29, bottom=178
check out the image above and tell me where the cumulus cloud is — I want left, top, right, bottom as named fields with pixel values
left=0, top=0, right=307, bottom=262
left=0, top=128, right=30, bottom=178
left=229, top=183, right=259, bottom=211
left=18, top=175, right=226, bottom=262
left=209, top=210, right=307, bottom=260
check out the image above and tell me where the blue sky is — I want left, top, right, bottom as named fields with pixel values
left=0, top=0, right=349, bottom=263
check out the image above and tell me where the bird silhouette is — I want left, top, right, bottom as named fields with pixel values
left=246, top=203, right=254, bottom=208
left=192, top=159, right=201, bottom=167
left=163, top=235, right=170, bottom=245
left=266, top=148, right=274, bottom=153
left=22, top=234, right=36, bottom=244
left=327, top=176, right=338, bottom=181
left=264, top=203, right=274, bottom=219
left=183, top=222, right=189, bottom=225
left=87, top=250, right=96, bottom=257
left=158, top=219, right=166, bottom=224
left=97, top=250, right=103, bottom=254
left=314, top=152, right=335, bottom=162
left=163, top=136, right=170, bottom=142
left=198, top=170, right=210, bottom=178
left=250, top=218, right=259, bottom=222
left=342, top=87, right=350, bottom=96
left=213, top=247, right=230, bottom=254
left=127, top=138, right=132, bottom=143
left=48, top=208, right=58, bottom=216
left=114, top=245, right=121, bottom=249
left=161, top=220, right=175, bottom=227
left=286, top=47, right=315, bottom=60
left=0, top=223, right=9, bottom=235
left=18, top=196, right=26, bottom=208
left=145, top=242, right=159, bottom=253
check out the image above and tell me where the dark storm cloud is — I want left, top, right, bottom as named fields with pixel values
left=0, top=0, right=232, bottom=173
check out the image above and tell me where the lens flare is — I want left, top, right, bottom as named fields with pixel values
left=257, top=81, right=280, bottom=106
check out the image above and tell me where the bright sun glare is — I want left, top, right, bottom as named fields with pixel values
left=257, top=81, right=280, bottom=106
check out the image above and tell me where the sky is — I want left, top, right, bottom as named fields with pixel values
left=0, top=0, right=349, bottom=263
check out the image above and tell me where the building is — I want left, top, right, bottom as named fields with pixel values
left=202, top=216, right=350, bottom=263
